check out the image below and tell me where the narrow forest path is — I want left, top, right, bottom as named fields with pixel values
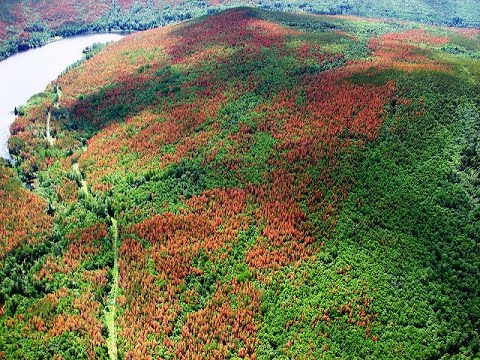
left=72, top=163, right=88, bottom=197
left=46, top=111, right=55, bottom=146
left=71, top=136, right=119, bottom=358
left=106, top=216, right=119, bottom=360
left=71, top=160, right=119, bottom=359
left=55, top=86, right=62, bottom=108
left=46, top=85, right=62, bottom=146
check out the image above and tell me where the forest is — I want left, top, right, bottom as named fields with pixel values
left=0, top=0, right=479, bottom=60
left=1, top=4, right=480, bottom=360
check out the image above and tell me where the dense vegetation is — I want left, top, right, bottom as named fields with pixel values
left=1, top=6, right=480, bottom=359
left=1, top=0, right=479, bottom=60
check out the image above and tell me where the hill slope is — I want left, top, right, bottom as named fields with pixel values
left=1, top=8, right=480, bottom=359
left=0, top=0, right=479, bottom=59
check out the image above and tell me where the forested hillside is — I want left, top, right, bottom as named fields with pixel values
left=0, top=0, right=479, bottom=59
left=1, top=7, right=480, bottom=359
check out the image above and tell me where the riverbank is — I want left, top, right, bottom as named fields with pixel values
left=0, top=29, right=131, bottom=62
left=0, top=33, right=125, bottom=159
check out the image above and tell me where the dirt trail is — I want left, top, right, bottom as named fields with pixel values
left=106, top=216, right=119, bottom=360
left=46, top=111, right=55, bottom=146
left=71, top=160, right=119, bottom=360
left=72, top=163, right=88, bottom=196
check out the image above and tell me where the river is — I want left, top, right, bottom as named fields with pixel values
left=0, top=33, right=124, bottom=159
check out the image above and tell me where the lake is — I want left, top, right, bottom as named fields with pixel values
left=0, top=33, right=124, bottom=159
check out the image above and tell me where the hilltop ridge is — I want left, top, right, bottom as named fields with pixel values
left=0, top=0, right=479, bottom=59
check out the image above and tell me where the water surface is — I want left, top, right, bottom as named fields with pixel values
left=0, top=33, right=124, bottom=159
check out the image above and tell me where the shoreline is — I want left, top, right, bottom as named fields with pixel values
left=0, top=29, right=134, bottom=63
left=0, top=32, right=126, bottom=160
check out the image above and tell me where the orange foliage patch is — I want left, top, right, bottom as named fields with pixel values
left=28, top=0, right=109, bottom=29
left=242, top=62, right=396, bottom=269
left=166, top=10, right=299, bottom=62
left=0, top=22, right=7, bottom=39
left=175, top=280, right=261, bottom=359
left=37, top=223, right=107, bottom=279
left=49, top=288, right=105, bottom=352
left=128, top=188, right=248, bottom=284
left=454, top=28, right=480, bottom=39
left=0, top=164, right=52, bottom=260
left=368, top=29, right=450, bottom=72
